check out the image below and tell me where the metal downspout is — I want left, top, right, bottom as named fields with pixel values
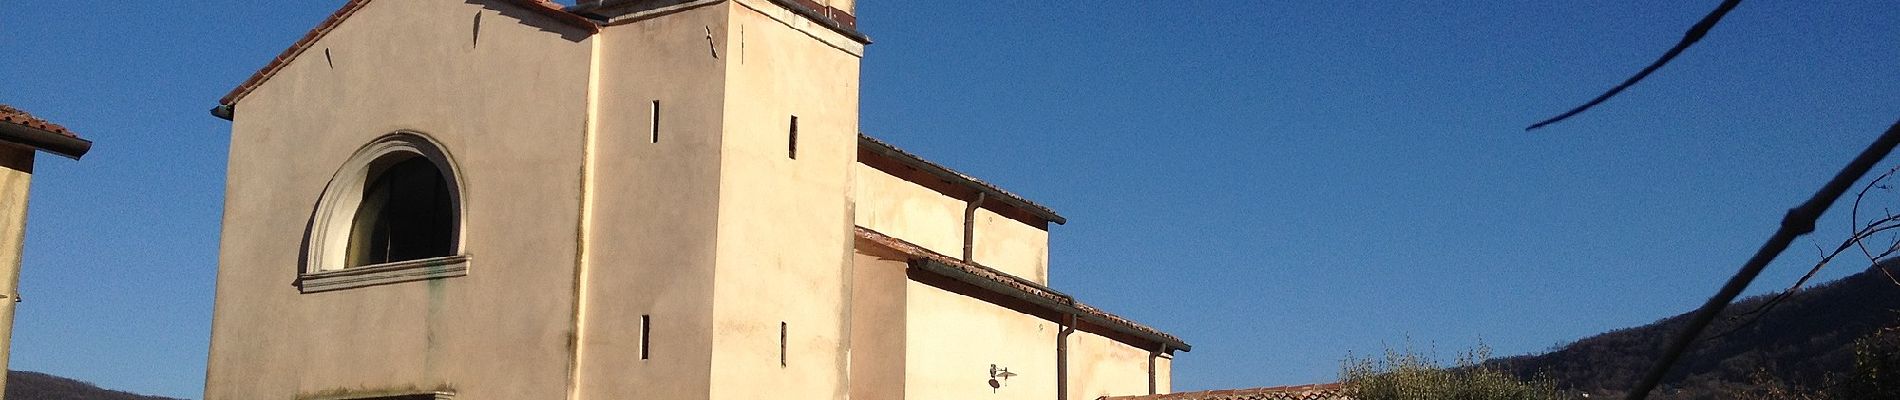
left=962, top=191, right=985, bottom=262
left=1148, top=344, right=1164, bottom=394
left=1057, top=313, right=1073, bottom=400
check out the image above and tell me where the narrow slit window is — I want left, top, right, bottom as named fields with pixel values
left=787, top=116, right=798, bottom=159
left=640, top=315, right=651, bottom=360
left=650, top=100, right=661, bottom=144
left=779, top=322, right=788, bottom=367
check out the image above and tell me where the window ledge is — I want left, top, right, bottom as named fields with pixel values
left=299, top=255, right=470, bottom=294
left=301, top=390, right=456, bottom=400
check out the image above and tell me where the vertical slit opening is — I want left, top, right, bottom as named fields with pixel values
left=788, top=116, right=799, bottom=160
left=779, top=321, right=788, bottom=367
left=640, top=315, right=651, bottom=360
left=650, top=100, right=661, bottom=144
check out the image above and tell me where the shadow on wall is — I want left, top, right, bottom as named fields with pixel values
left=463, top=0, right=594, bottom=43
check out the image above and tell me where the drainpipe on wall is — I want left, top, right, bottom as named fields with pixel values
left=1056, top=313, right=1073, bottom=400
left=1148, top=344, right=1164, bottom=394
left=961, top=191, right=985, bottom=262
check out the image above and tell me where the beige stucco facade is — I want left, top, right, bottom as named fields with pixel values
left=0, top=145, right=31, bottom=400
left=205, top=1, right=1184, bottom=399
left=852, top=163, right=1051, bottom=284
left=206, top=1, right=594, bottom=398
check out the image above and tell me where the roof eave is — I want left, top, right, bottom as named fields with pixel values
left=856, top=227, right=1187, bottom=352
left=910, top=258, right=1191, bottom=352
left=571, top=0, right=870, bottom=44
left=858, top=134, right=1068, bottom=225
left=763, top=0, right=870, bottom=44
left=210, top=104, right=234, bottom=121
left=0, top=122, right=91, bottom=160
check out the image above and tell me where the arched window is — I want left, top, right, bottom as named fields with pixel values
left=346, top=156, right=455, bottom=266
left=302, top=133, right=468, bottom=293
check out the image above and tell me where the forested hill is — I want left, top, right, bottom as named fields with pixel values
left=4, top=371, right=181, bottom=400
left=1495, top=264, right=1900, bottom=398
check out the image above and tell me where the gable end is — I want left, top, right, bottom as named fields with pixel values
left=213, top=0, right=598, bottom=119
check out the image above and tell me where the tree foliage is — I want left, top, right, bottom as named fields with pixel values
left=1834, top=326, right=1900, bottom=399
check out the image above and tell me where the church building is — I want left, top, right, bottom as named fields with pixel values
left=204, top=1, right=1187, bottom=399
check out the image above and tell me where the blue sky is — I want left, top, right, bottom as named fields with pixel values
left=2, top=1, right=1896, bottom=398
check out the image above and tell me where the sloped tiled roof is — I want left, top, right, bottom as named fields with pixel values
left=0, top=104, right=91, bottom=159
left=0, top=105, right=78, bottom=138
left=855, top=226, right=1187, bottom=352
left=1100, top=384, right=1349, bottom=400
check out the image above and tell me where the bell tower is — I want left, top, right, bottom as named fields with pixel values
left=568, top=0, right=870, bottom=399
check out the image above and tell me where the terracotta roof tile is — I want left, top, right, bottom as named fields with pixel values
left=1099, top=384, right=1349, bottom=400
left=855, top=226, right=1187, bottom=351
left=219, top=0, right=597, bottom=107
left=0, top=104, right=78, bottom=139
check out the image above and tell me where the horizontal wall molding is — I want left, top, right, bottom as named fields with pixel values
left=298, top=255, right=470, bottom=294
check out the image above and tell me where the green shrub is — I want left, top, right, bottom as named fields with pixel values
left=1833, top=327, right=1900, bottom=399
left=1342, top=345, right=1566, bottom=400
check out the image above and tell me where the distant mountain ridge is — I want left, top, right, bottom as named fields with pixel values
left=1496, top=264, right=1900, bottom=398
left=5, top=370, right=182, bottom=400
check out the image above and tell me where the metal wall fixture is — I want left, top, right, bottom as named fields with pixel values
left=987, top=364, right=1016, bottom=392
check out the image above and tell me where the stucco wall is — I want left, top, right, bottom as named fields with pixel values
left=854, top=235, right=1172, bottom=400
left=707, top=1, right=864, bottom=399
left=852, top=163, right=965, bottom=257
left=1066, top=329, right=1167, bottom=399
left=204, top=1, right=593, bottom=399
left=903, top=279, right=1060, bottom=400
left=0, top=144, right=30, bottom=397
left=573, top=3, right=731, bottom=399
left=851, top=166, right=1053, bottom=285
left=849, top=250, right=908, bottom=400
left=970, top=207, right=1050, bottom=283
left=898, top=275, right=1173, bottom=400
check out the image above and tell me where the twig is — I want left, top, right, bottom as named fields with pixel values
left=1625, top=119, right=1900, bottom=400
left=1714, top=167, right=1900, bottom=338
left=1709, top=222, right=1900, bottom=340
left=1526, top=0, right=1743, bottom=131
left=1738, top=215, right=1900, bottom=314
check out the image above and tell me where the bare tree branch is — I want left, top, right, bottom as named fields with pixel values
left=1711, top=216, right=1900, bottom=339
left=1712, top=167, right=1900, bottom=340
left=1526, top=0, right=1743, bottom=131
left=1625, top=119, right=1900, bottom=400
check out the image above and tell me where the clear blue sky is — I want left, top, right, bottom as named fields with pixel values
left=2, top=1, right=1896, bottom=398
